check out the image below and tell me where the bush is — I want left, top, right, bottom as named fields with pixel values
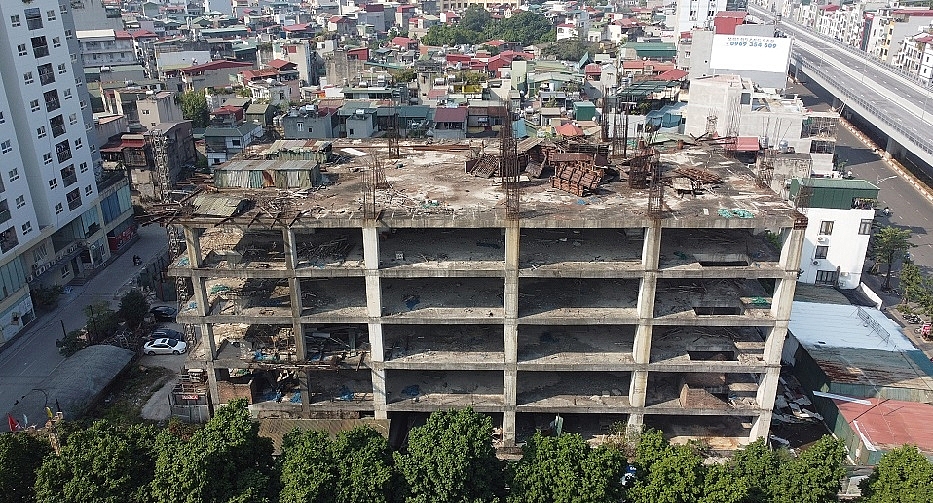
left=30, top=285, right=63, bottom=309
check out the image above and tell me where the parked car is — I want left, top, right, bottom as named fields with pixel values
left=142, top=337, right=187, bottom=355
left=148, top=328, right=184, bottom=342
left=149, top=306, right=178, bottom=322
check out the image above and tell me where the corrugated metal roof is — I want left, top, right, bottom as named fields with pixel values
left=192, top=193, right=248, bottom=217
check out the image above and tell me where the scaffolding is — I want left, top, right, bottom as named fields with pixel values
left=500, top=106, right=520, bottom=220
left=150, top=129, right=194, bottom=343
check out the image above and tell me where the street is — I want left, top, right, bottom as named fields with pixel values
left=790, top=80, right=933, bottom=283
left=0, top=225, right=169, bottom=422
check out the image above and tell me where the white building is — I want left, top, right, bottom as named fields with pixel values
left=68, top=0, right=124, bottom=31
left=893, top=24, right=933, bottom=83
left=0, top=0, right=136, bottom=345
left=674, top=0, right=729, bottom=34
left=77, top=29, right=137, bottom=69
left=789, top=178, right=879, bottom=289
left=204, top=0, right=234, bottom=16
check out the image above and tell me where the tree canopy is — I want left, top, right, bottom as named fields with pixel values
left=421, top=8, right=554, bottom=47
left=859, top=445, right=933, bottom=502
left=395, top=407, right=505, bottom=503
left=118, top=290, right=150, bottom=329
left=541, top=40, right=602, bottom=62
left=872, top=226, right=914, bottom=290
left=179, top=91, right=211, bottom=128
left=34, top=421, right=158, bottom=503
left=0, top=433, right=51, bottom=503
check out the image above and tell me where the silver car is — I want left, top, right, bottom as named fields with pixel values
left=142, top=337, right=187, bottom=355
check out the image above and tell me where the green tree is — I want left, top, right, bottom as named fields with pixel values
left=859, top=445, right=933, bottom=502
left=899, top=262, right=924, bottom=304
left=118, top=289, right=150, bottom=330
left=541, top=40, right=602, bottom=62
left=279, top=429, right=336, bottom=503
left=151, top=399, right=275, bottom=503
left=30, top=285, right=63, bottom=309
left=396, top=408, right=504, bottom=503
left=332, top=427, right=395, bottom=503
left=179, top=91, right=210, bottom=128
left=83, top=301, right=119, bottom=343
left=729, top=438, right=789, bottom=502
left=508, top=432, right=627, bottom=503
left=700, top=463, right=748, bottom=503
left=772, top=435, right=846, bottom=503
left=872, top=226, right=915, bottom=291
left=630, top=443, right=706, bottom=503
left=34, top=421, right=158, bottom=503
left=488, top=12, right=555, bottom=46
left=0, top=433, right=52, bottom=503
left=391, top=68, right=417, bottom=83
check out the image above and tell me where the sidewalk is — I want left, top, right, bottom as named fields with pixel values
left=0, top=224, right=169, bottom=354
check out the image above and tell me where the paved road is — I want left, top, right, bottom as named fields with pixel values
left=748, top=3, right=933, bottom=160
left=0, top=225, right=169, bottom=426
left=790, top=81, right=933, bottom=281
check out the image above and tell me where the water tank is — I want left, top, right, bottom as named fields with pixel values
left=778, top=139, right=789, bottom=153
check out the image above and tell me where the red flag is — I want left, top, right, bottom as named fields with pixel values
left=7, top=413, right=19, bottom=432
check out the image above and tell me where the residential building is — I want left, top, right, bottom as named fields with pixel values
left=0, top=0, right=135, bottom=345
left=788, top=178, right=878, bottom=290
left=162, top=137, right=804, bottom=449
left=204, top=106, right=264, bottom=165
left=893, top=24, right=933, bottom=83
left=77, top=29, right=137, bottom=69
left=68, top=0, right=124, bottom=32
left=673, top=0, right=729, bottom=34
left=179, top=60, right=255, bottom=93
left=281, top=103, right=341, bottom=139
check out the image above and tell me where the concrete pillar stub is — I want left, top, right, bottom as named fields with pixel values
left=629, top=369, right=648, bottom=408
left=200, top=322, right=217, bottom=360
left=362, top=227, right=380, bottom=270
left=282, top=228, right=298, bottom=269
left=371, top=367, right=388, bottom=419
left=206, top=360, right=220, bottom=410
left=299, top=371, right=311, bottom=414
left=502, top=410, right=516, bottom=447
left=749, top=410, right=773, bottom=441
left=289, top=277, right=305, bottom=360
left=632, top=324, right=653, bottom=364
left=367, top=322, right=384, bottom=363
left=641, top=223, right=662, bottom=271
left=183, top=227, right=203, bottom=268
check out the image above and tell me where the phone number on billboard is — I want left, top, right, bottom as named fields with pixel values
left=727, top=39, right=780, bottom=48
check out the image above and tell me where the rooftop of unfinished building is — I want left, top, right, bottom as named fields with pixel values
left=180, top=139, right=801, bottom=228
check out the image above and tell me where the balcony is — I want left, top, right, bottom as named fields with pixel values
left=67, top=195, right=82, bottom=211
left=57, top=148, right=72, bottom=164
left=33, top=45, right=49, bottom=58
left=45, top=99, right=60, bottom=112
left=0, top=209, right=10, bottom=225
left=52, top=125, right=66, bottom=137
left=39, top=72, right=55, bottom=86
left=62, top=173, right=77, bottom=187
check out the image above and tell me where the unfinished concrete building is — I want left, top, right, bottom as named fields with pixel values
left=166, top=138, right=805, bottom=449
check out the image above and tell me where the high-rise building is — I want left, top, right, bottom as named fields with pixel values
left=0, top=0, right=136, bottom=346
left=674, top=0, right=730, bottom=34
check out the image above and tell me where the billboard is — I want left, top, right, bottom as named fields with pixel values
left=708, top=35, right=792, bottom=74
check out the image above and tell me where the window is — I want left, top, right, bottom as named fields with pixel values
left=11, top=15, right=21, bottom=28
left=231, top=139, right=242, bottom=146
left=30, top=100, right=40, bottom=112
left=68, top=113, right=77, bottom=125
left=66, top=188, right=81, bottom=210
left=65, top=29, right=73, bottom=39
left=859, top=219, right=873, bottom=235
left=17, top=44, right=26, bottom=56
left=63, top=89, right=72, bottom=100
left=21, top=222, right=32, bottom=235
left=55, top=203, right=63, bottom=214
left=60, top=266, right=69, bottom=279
left=55, top=139, right=70, bottom=163
left=60, top=4, right=67, bottom=14
left=38, top=63, right=54, bottom=85
left=8, top=169, right=19, bottom=182
left=23, top=72, right=34, bottom=85
left=0, top=141, right=10, bottom=154
left=74, top=138, right=82, bottom=149
left=819, top=220, right=834, bottom=235
left=815, top=245, right=829, bottom=259
left=141, top=109, right=150, bottom=115
left=46, top=10, right=56, bottom=21
left=57, top=63, right=66, bottom=74
left=815, top=269, right=838, bottom=286
left=0, top=111, right=4, bottom=124
left=296, top=122, right=304, bottom=131
left=36, top=126, right=46, bottom=139
left=15, top=196, right=24, bottom=209
left=48, top=178, right=58, bottom=190
left=50, top=115, right=65, bottom=137
left=43, top=153, right=52, bottom=164
left=33, top=244, right=47, bottom=262
left=31, top=36, right=48, bottom=58
left=79, top=162, right=88, bottom=173
left=44, top=90, right=60, bottom=111
left=52, top=37, right=60, bottom=48
left=84, top=185, right=93, bottom=196
left=61, top=165, right=76, bottom=186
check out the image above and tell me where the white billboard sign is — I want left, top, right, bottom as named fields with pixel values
left=708, top=35, right=792, bottom=74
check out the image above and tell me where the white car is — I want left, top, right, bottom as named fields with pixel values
left=142, top=337, right=187, bottom=355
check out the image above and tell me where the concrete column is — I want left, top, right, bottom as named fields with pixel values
left=641, top=223, right=662, bottom=271
left=282, top=228, right=298, bottom=269
left=192, top=276, right=209, bottom=316
left=630, top=223, right=660, bottom=430
left=371, top=366, right=387, bottom=419
left=627, top=412, right=644, bottom=431
left=289, top=277, right=306, bottom=360
left=502, top=223, right=520, bottom=447
left=756, top=367, right=781, bottom=410
left=629, top=369, right=648, bottom=407
left=362, top=227, right=380, bottom=270
left=200, top=322, right=217, bottom=360
left=762, top=322, right=788, bottom=364
left=184, top=227, right=203, bottom=268
left=503, top=369, right=517, bottom=447
left=632, top=325, right=653, bottom=364
left=750, top=410, right=773, bottom=441
left=367, top=323, right=384, bottom=362
left=299, top=370, right=311, bottom=415
left=206, top=361, right=220, bottom=410
left=884, top=137, right=901, bottom=161
left=779, top=226, right=805, bottom=276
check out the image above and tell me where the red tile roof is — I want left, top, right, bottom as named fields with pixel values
left=555, top=123, right=584, bottom=136
left=893, top=9, right=933, bottom=15
left=434, top=107, right=467, bottom=123
left=267, top=59, right=294, bottom=70
left=835, top=398, right=933, bottom=453
left=179, top=60, right=254, bottom=73
left=715, top=11, right=747, bottom=19
left=657, top=69, right=687, bottom=81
